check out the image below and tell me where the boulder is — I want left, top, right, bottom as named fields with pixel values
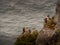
left=36, top=28, right=58, bottom=45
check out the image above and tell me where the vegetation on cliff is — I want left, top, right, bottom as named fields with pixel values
left=14, top=30, right=38, bottom=45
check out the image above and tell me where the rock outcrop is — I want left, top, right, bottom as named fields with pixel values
left=36, top=0, right=60, bottom=45
left=36, top=28, right=58, bottom=45
left=56, top=0, right=60, bottom=30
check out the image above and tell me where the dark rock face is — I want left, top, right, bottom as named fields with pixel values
left=36, top=29, right=58, bottom=45
left=56, top=0, right=60, bottom=30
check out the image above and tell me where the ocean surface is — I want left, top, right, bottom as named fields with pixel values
left=0, top=0, right=57, bottom=45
